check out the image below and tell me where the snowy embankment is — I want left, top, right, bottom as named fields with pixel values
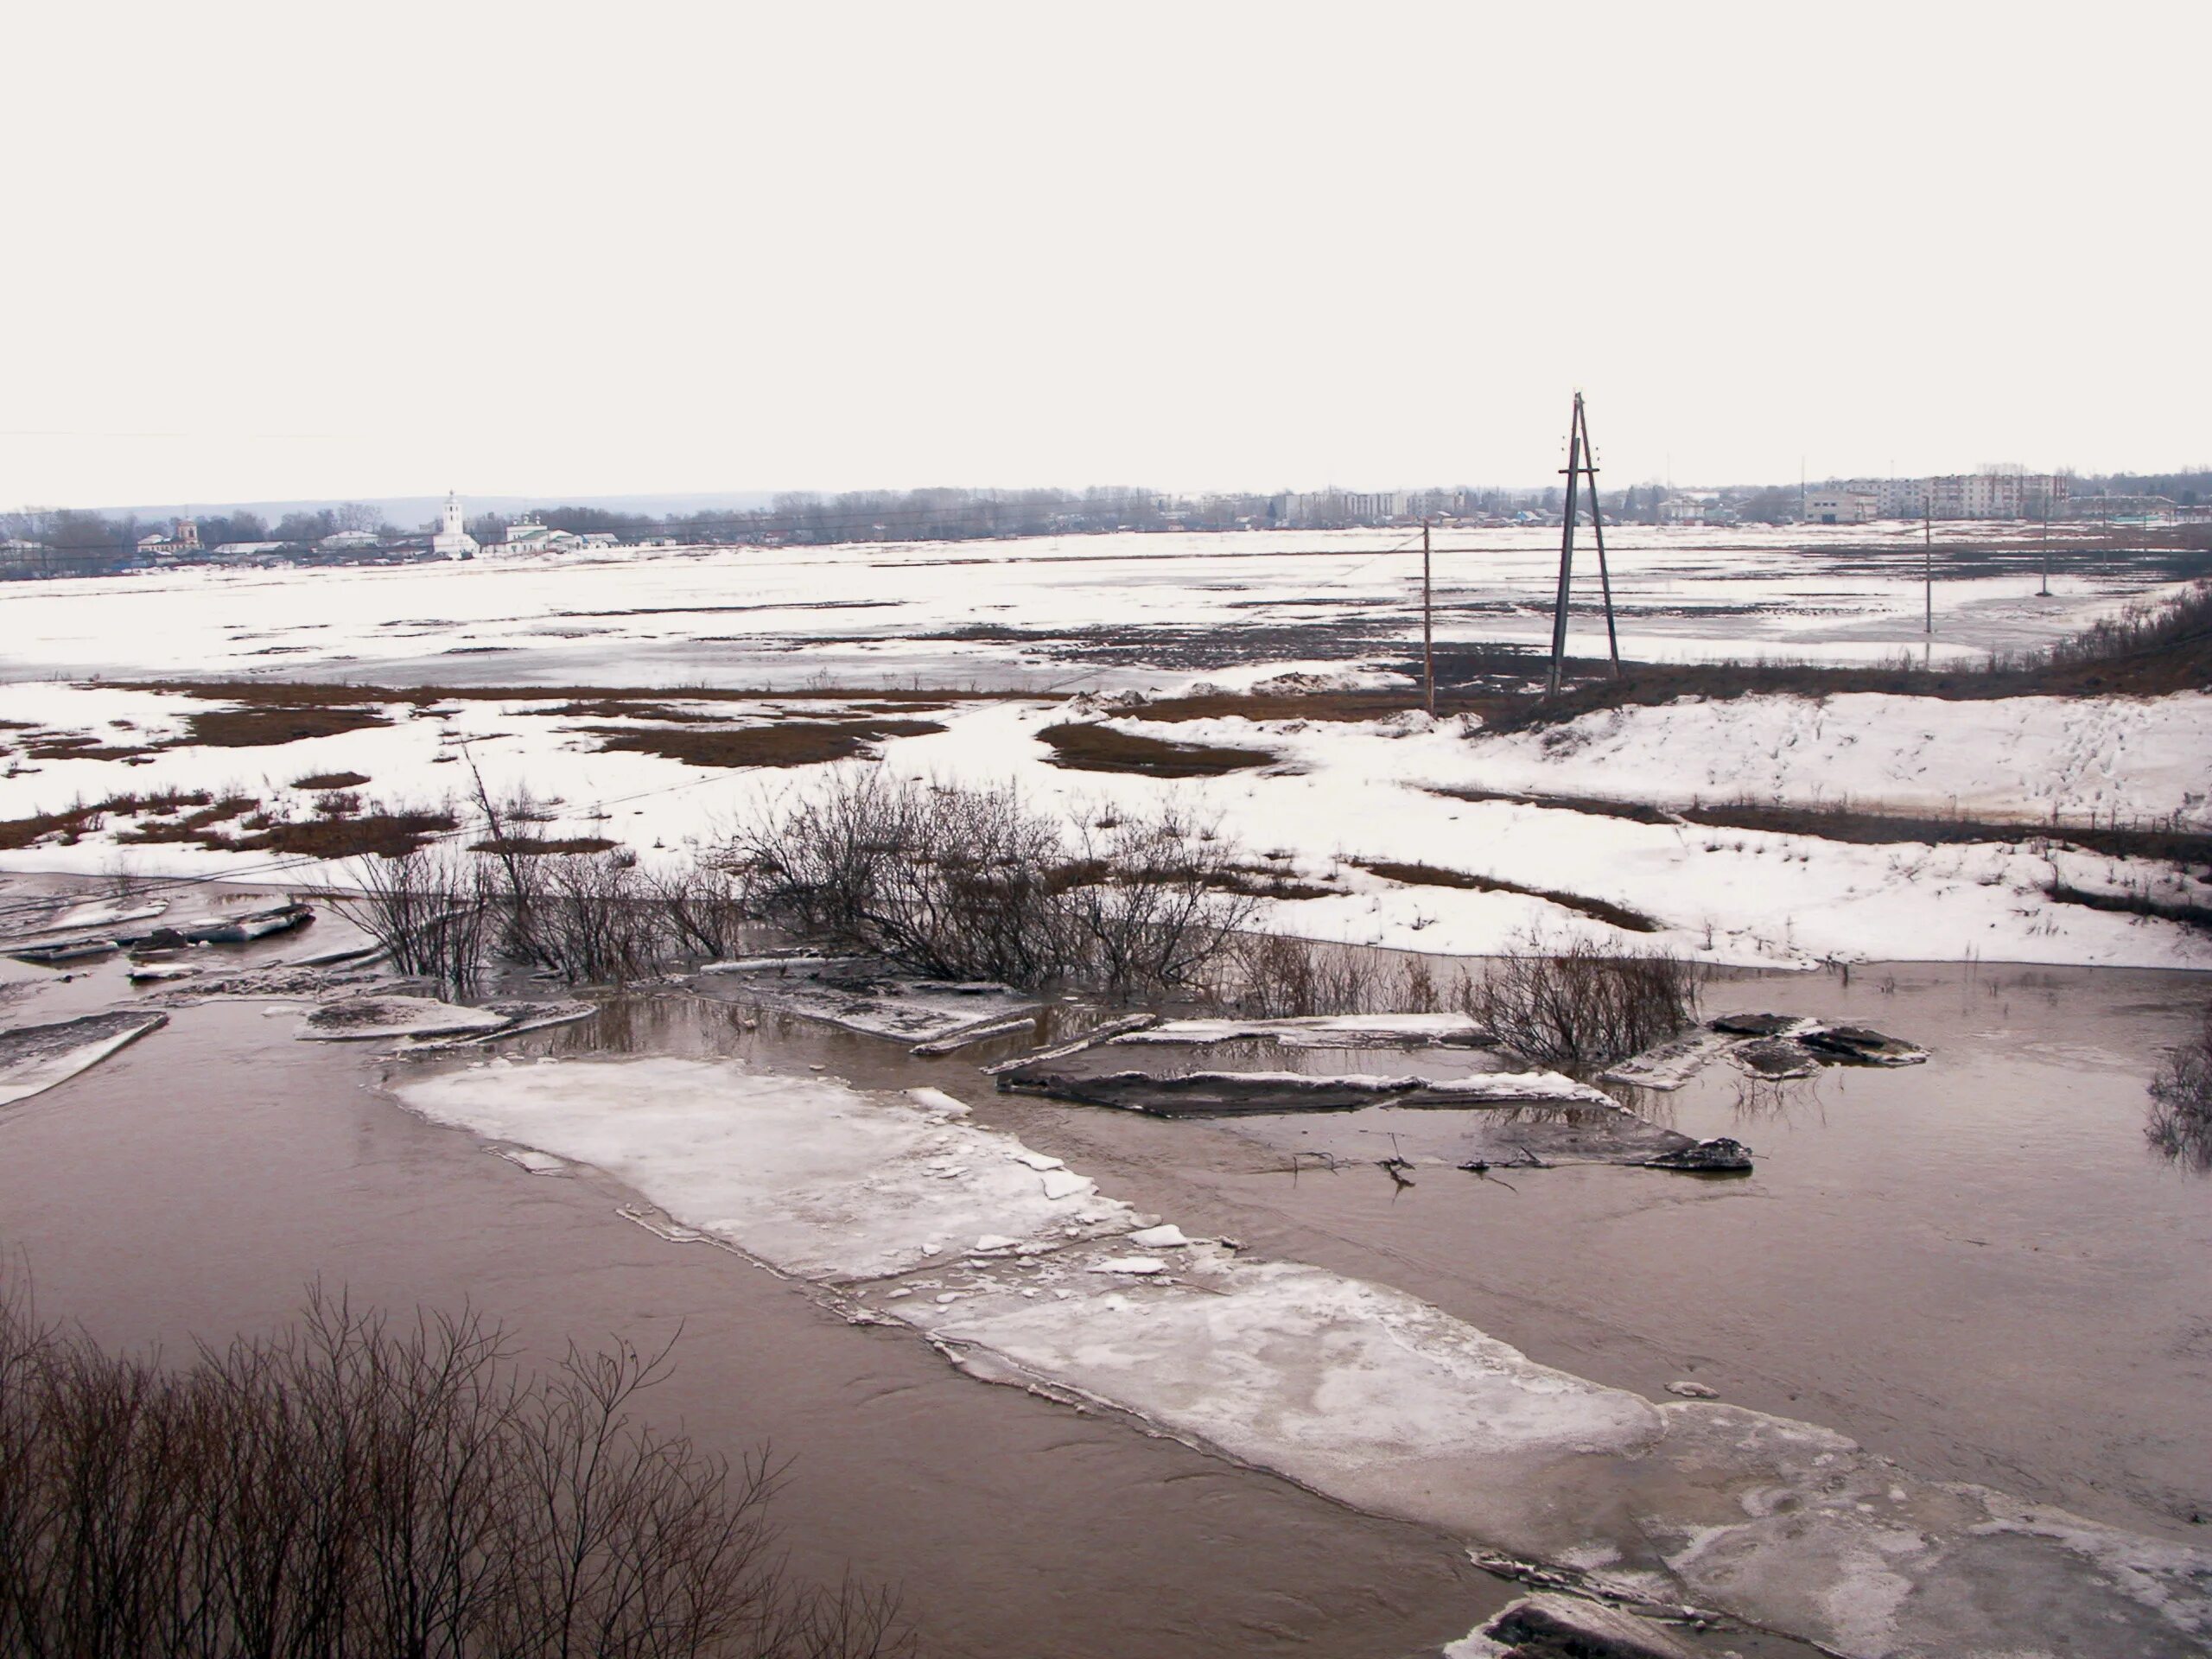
left=1456, top=690, right=2212, bottom=830
left=395, top=1054, right=2212, bottom=1659
left=4, top=680, right=2209, bottom=971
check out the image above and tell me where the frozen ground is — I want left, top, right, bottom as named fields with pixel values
left=2, top=524, right=2205, bottom=972
left=3, top=677, right=2207, bottom=972
left=395, top=1052, right=2212, bottom=1659
left=0, top=524, right=2195, bottom=690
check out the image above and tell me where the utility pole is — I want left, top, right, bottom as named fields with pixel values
left=1421, top=518, right=1436, bottom=715
left=1923, top=506, right=1934, bottom=634
left=1545, top=391, right=1623, bottom=696
left=1547, top=403, right=1585, bottom=697
left=2040, top=497, right=2051, bottom=597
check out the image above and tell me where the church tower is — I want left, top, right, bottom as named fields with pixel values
left=431, top=490, right=480, bottom=559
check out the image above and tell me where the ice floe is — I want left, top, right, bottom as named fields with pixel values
left=0, top=1010, right=168, bottom=1106
left=295, top=995, right=516, bottom=1042
left=389, top=1051, right=2212, bottom=1657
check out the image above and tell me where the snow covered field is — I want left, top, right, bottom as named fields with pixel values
left=2, top=525, right=2206, bottom=971
left=3, top=675, right=2208, bottom=971
left=0, top=522, right=2190, bottom=689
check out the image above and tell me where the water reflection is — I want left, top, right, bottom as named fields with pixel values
left=1729, top=1074, right=1828, bottom=1127
left=2145, top=1027, right=2212, bottom=1174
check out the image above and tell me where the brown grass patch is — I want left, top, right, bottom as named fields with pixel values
left=2047, top=880, right=2212, bottom=931
left=591, top=720, right=944, bottom=768
left=134, top=679, right=1017, bottom=708
left=22, top=733, right=159, bottom=762
left=1038, top=722, right=1277, bottom=778
left=1428, top=785, right=1675, bottom=825
left=468, top=836, right=621, bottom=856
left=230, top=811, right=457, bottom=859
left=292, top=770, right=371, bottom=790
left=0, top=789, right=218, bottom=850
left=1351, top=858, right=1662, bottom=932
left=116, top=795, right=261, bottom=845
left=185, top=703, right=391, bottom=747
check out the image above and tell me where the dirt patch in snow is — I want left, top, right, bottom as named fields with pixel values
left=1038, top=723, right=1279, bottom=778
left=591, top=719, right=945, bottom=769
left=1351, top=859, right=1662, bottom=932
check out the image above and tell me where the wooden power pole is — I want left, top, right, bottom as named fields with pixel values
left=1545, top=391, right=1622, bottom=697
left=1421, top=518, right=1435, bottom=715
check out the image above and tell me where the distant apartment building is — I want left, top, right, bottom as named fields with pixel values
left=1925, top=469, right=2070, bottom=520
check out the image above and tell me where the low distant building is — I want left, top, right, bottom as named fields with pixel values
left=137, top=519, right=202, bottom=557
left=318, top=529, right=382, bottom=551
left=1807, top=489, right=1878, bottom=525
left=430, top=491, right=479, bottom=559
left=1659, top=492, right=1718, bottom=526
left=2067, top=493, right=2178, bottom=524
left=502, top=521, right=585, bottom=554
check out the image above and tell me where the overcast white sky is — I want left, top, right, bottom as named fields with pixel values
left=5, top=1, right=2206, bottom=510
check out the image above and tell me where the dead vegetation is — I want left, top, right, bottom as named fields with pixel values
left=184, top=702, right=393, bottom=747
left=291, top=770, right=372, bottom=789
left=593, top=721, right=944, bottom=770
left=1483, top=576, right=2212, bottom=732
left=2048, top=878, right=2212, bottom=931
left=2147, top=998, right=2212, bottom=1172
left=1200, top=930, right=1699, bottom=1073
left=730, top=775, right=1257, bottom=992
left=1460, top=934, right=1701, bottom=1069
left=328, top=846, right=490, bottom=993
left=1037, top=722, right=1278, bottom=778
left=1350, top=859, right=1661, bottom=932
left=0, top=1280, right=909, bottom=1659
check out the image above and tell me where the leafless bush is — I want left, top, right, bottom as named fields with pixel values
left=1058, top=801, right=1258, bottom=992
left=1459, top=931, right=1700, bottom=1071
left=649, top=857, right=753, bottom=962
left=728, top=775, right=1257, bottom=992
left=0, top=1280, right=909, bottom=1659
left=1204, top=934, right=1424, bottom=1017
left=2147, top=998, right=2212, bottom=1172
left=524, top=852, right=675, bottom=985
left=330, top=844, right=492, bottom=994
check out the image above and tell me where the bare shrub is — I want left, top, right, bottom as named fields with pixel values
left=1058, top=801, right=1258, bottom=993
left=649, top=857, right=753, bottom=962
left=1459, top=931, right=1700, bottom=1071
left=1203, top=935, right=1439, bottom=1018
left=524, top=852, right=673, bottom=985
left=729, top=775, right=1255, bottom=993
left=2147, top=999, right=2212, bottom=1172
left=0, top=1279, right=909, bottom=1658
left=330, top=845, right=491, bottom=994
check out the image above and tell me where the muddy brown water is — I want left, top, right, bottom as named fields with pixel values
left=2, top=907, right=2203, bottom=1656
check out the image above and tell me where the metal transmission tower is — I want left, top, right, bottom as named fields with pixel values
left=1544, top=391, right=1622, bottom=697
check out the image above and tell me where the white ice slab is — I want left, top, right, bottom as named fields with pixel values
left=1112, top=1012, right=1493, bottom=1048
left=396, top=1056, right=1133, bottom=1280
left=0, top=1011, right=168, bottom=1106
left=295, top=995, right=515, bottom=1042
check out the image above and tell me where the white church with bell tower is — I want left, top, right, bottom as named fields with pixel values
left=430, top=491, right=479, bottom=560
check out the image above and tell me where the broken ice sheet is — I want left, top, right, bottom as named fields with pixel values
left=395, top=1056, right=1133, bottom=1280
left=0, top=1010, right=168, bottom=1106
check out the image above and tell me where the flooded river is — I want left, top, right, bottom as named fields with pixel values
left=1, top=914, right=2206, bottom=1655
